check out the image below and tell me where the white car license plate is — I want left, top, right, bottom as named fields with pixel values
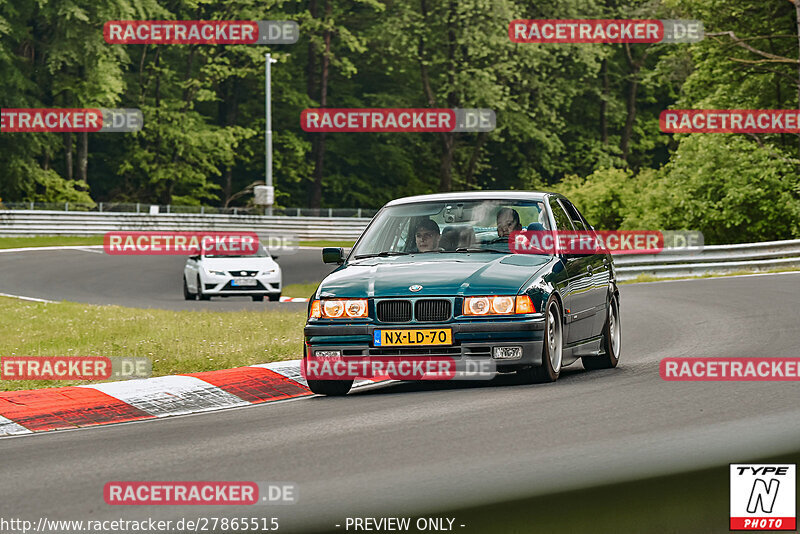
left=232, top=278, right=257, bottom=286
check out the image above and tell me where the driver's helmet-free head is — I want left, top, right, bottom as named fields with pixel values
left=414, top=218, right=441, bottom=252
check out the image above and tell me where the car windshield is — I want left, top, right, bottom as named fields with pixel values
left=350, top=199, right=549, bottom=258
left=204, top=246, right=269, bottom=259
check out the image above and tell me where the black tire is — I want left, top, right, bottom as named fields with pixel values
left=197, top=275, right=211, bottom=300
left=583, top=294, right=620, bottom=370
left=307, top=379, right=353, bottom=396
left=252, top=295, right=264, bottom=302
left=519, top=295, right=563, bottom=383
left=268, top=293, right=281, bottom=302
left=183, top=276, right=196, bottom=300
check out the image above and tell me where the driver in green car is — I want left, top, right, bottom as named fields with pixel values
left=415, top=218, right=442, bottom=252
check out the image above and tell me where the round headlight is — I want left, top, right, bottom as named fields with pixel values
left=468, top=297, right=490, bottom=315
left=492, top=296, right=515, bottom=314
left=345, top=300, right=367, bottom=318
left=322, top=300, right=344, bottom=318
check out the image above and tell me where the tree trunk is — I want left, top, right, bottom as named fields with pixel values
left=223, top=167, right=234, bottom=206
left=306, top=0, right=319, bottom=209
left=183, top=46, right=196, bottom=108
left=464, top=132, right=488, bottom=187
left=620, top=77, right=639, bottom=163
left=621, top=44, right=649, bottom=164
left=437, top=0, right=458, bottom=192
left=221, top=81, right=239, bottom=206
left=418, top=0, right=436, bottom=107
left=439, top=133, right=455, bottom=191
left=77, top=131, right=88, bottom=183
left=65, top=132, right=73, bottom=180
left=794, top=0, right=800, bottom=158
left=307, top=0, right=318, bottom=99
left=600, top=58, right=609, bottom=145
left=309, top=0, right=331, bottom=210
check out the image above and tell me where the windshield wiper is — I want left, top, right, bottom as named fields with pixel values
left=454, top=247, right=508, bottom=254
left=353, top=251, right=411, bottom=259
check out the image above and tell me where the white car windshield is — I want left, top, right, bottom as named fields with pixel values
left=350, top=200, right=549, bottom=258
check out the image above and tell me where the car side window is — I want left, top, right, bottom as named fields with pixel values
left=548, top=198, right=575, bottom=231
left=559, top=199, right=587, bottom=231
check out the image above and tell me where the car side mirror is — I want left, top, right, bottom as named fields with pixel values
left=190, top=255, right=200, bottom=261
left=322, top=247, right=344, bottom=264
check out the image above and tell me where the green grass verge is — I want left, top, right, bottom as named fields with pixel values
left=0, top=296, right=306, bottom=392
left=299, top=240, right=355, bottom=248
left=282, top=282, right=319, bottom=299
left=621, top=266, right=800, bottom=284
left=0, top=236, right=105, bottom=249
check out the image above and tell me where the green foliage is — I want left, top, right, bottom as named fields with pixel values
left=623, top=135, right=800, bottom=243
left=560, top=136, right=800, bottom=244
left=27, top=167, right=96, bottom=205
left=117, top=104, right=255, bottom=204
left=551, top=168, right=643, bottom=230
left=0, top=0, right=798, bottom=245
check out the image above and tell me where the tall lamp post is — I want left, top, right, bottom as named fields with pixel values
left=265, top=53, right=277, bottom=215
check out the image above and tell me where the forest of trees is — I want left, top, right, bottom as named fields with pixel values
left=1, top=0, right=799, bottom=243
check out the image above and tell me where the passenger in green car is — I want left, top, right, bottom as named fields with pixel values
left=414, top=218, right=441, bottom=252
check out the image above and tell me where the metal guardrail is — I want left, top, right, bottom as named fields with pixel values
left=0, top=210, right=372, bottom=241
left=0, top=210, right=798, bottom=279
left=614, top=239, right=800, bottom=280
left=0, top=202, right=379, bottom=218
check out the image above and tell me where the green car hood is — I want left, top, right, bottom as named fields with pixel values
left=317, top=254, right=552, bottom=298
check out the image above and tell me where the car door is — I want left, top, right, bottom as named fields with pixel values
left=548, top=197, right=594, bottom=345
left=559, top=198, right=609, bottom=339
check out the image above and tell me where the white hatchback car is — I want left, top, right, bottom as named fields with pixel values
left=183, top=246, right=282, bottom=301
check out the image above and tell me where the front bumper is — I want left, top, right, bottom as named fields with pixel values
left=304, top=317, right=546, bottom=368
left=201, top=275, right=281, bottom=295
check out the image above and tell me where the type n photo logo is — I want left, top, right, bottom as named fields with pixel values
left=730, top=464, right=796, bottom=530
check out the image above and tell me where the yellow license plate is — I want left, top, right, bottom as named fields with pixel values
left=374, top=328, right=452, bottom=347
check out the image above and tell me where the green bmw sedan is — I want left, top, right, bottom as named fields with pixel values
left=303, top=191, right=621, bottom=395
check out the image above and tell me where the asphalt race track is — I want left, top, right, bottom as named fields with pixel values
left=2, top=265, right=800, bottom=532
left=0, top=247, right=334, bottom=310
